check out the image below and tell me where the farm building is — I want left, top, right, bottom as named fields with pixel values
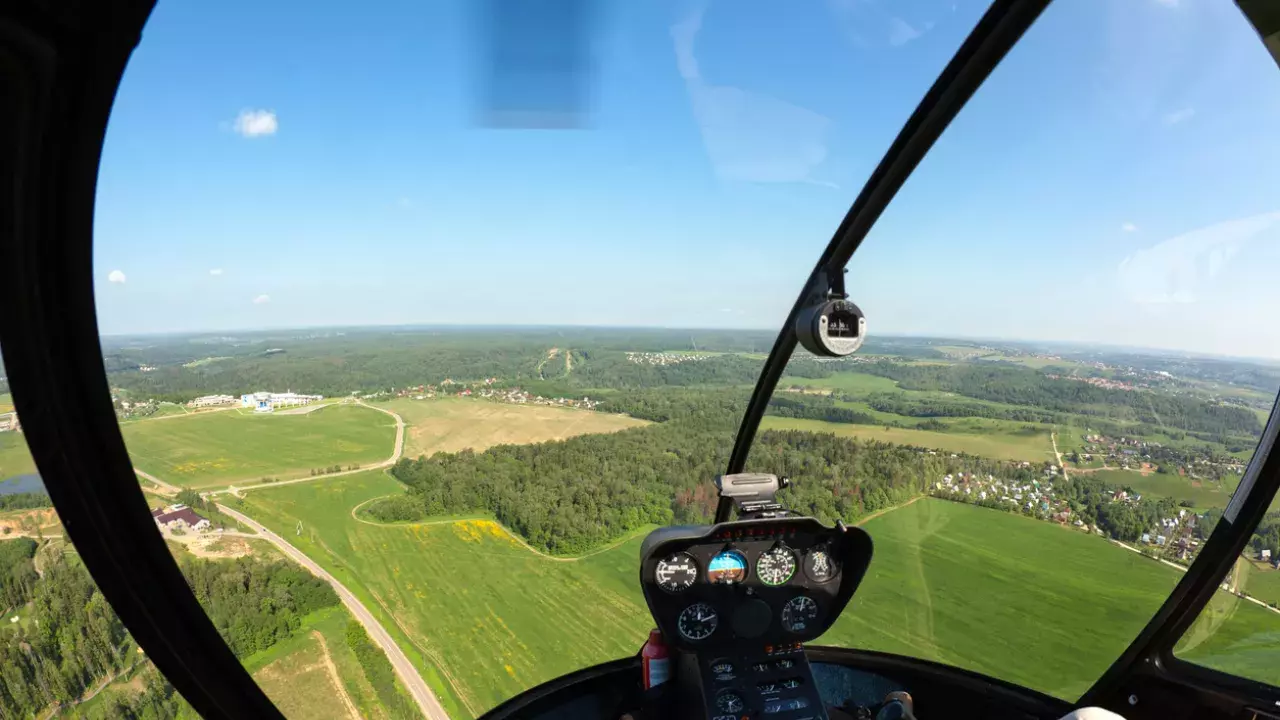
left=152, top=505, right=211, bottom=532
left=240, top=391, right=324, bottom=413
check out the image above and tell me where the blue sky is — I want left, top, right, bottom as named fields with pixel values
left=94, top=0, right=1280, bottom=357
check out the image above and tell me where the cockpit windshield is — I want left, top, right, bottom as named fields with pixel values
left=0, top=0, right=1266, bottom=718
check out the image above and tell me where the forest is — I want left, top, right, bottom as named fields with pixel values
left=0, top=545, right=134, bottom=718
left=0, top=539, right=338, bottom=719
left=181, top=556, right=338, bottom=657
left=0, top=491, right=51, bottom=512
left=388, top=420, right=1018, bottom=554
left=856, top=361, right=1263, bottom=439
left=597, top=387, right=880, bottom=427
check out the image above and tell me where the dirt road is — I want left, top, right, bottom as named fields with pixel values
left=1111, top=539, right=1280, bottom=617
left=1051, top=432, right=1069, bottom=481
left=135, top=468, right=181, bottom=496
left=216, top=503, right=449, bottom=720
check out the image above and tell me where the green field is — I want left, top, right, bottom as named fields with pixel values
left=384, top=398, right=648, bottom=461
left=1236, top=559, right=1280, bottom=607
left=780, top=372, right=902, bottom=394
left=0, top=432, right=36, bottom=481
left=761, top=416, right=1055, bottom=462
left=1176, top=580, right=1280, bottom=686
left=0, top=393, right=13, bottom=414
left=235, top=470, right=652, bottom=717
left=1082, top=469, right=1239, bottom=510
left=121, top=403, right=395, bottom=489
left=236, top=470, right=1280, bottom=711
left=822, top=499, right=1184, bottom=698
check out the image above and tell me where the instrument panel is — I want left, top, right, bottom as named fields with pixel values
left=639, top=517, right=872, bottom=652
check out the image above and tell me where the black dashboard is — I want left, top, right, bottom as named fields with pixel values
left=639, top=517, right=873, bottom=719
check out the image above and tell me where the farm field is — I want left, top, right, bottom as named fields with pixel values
left=121, top=403, right=394, bottom=489
left=821, top=499, right=1185, bottom=699
left=761, top=416, right=1055, bottom=462
left=0, top=393, right=13, bottom=414
left=245, top=605, right=417, bottom=720
left=0, top=432, right=35, bottom=482
left=237, top=467, right=1272, bottom=711
left=780, top=372, right=901, bottom=394
left=384, top=397, right=647, bottom=461
left=1236, top=558, right=1280, bottom=607
left=234, top=470, right=653, bottom=717
left=1085, top=469, right=1240, bottom=511
left=1175, top=579, right=1280, bottom=687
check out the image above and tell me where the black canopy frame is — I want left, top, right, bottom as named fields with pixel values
left=1, top=0, right=1279, bottom=717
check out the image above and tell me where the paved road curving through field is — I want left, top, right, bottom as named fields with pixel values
left=216, top=503, right=450, bottom=720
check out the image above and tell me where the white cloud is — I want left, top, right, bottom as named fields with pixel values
left=1116, top=211, right=1280, bottom=305
left=252, top=294, right=271, bottom=305
left=108, top=270, right=127, bottom=284
left=209, top=268, right=224, bottom=276
left=888, top=17, right=922, bottom=47
left=1162, top=107, right=1195, bottom=125
left=1122, top=222, right=1138, bottom=233
left=232, top=109, right=278, bottom=138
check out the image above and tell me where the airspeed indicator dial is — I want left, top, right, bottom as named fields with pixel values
left=756, top=546, right=797, bottom=586
left=655, top=552, right=697, bottom=592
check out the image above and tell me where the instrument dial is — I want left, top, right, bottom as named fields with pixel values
left=715, top=691, right=745, bottom=714
left=756, top=545, right=797, bottom=586
left=804, top=546, right=838, bottom=583
left=655, top=552, right=698, bottom=592
left=678, top=602, right=719, bottom=641
left=781, top=595, right=820, bottom=634
left=707, top=549, right=748, bottom=585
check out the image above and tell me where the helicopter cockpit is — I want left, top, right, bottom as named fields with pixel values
left=4, top=1, right=1280, bottom=720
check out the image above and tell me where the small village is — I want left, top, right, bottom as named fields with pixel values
left=625, top=351, right=708, bottom=366
left=1074, top=432, right=1245, bottom=477
left=930, top=467, right=1204, bottom=562
left=392, top=380, right=603, bottom=410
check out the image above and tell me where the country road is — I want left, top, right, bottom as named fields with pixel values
left=135, top=468, right=181, bottom=496
left=208, top=401, right=405, bottom=497
left=216, top=503, right=449, bottom=720
left=1111, top=539, right=1280, bottom=617
left=1051, top=432, right=1068, bottom=481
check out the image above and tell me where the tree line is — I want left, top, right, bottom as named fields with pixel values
left=0, top=491, right=51, bottom=512
left=387, top=419, right=1020, bottom=554
left=181, top=556, right=338, bottom=657
left=345, top=621, right=419, bottom=719
left=855, top=361, right=1262, bottom=439
left=0, top=539, right=340, bottom=719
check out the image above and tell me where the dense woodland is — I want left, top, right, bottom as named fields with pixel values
left=388, top=420, right=1014, bottom=554
left=856, top=361, right=1262, bottom=440
left=0, top=546, right=134, bottom=718
left=0, top=540, right=339, bottom=719
left=0, top=537, right=38, bottom=611
left=182, top=557, right=338, bottom=657
left=598, top=387, right=879, bottom=427
left=0, top=491, right=51, bottom=512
